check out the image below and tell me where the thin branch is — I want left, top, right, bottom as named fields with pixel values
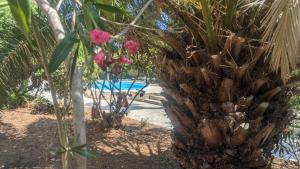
left=56, top=0, right=63, bottom=11
left=114, top=0, right=154, bottom=39
left=122, top=83, right=149, bottom=115
left=100, top=16, right=159, bottom=32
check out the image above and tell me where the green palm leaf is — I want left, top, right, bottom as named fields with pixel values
left=0, top=14, right=55, bottom=103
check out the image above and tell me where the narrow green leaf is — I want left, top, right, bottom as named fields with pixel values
left=69, top=43, right=80, bottom=87
left=83, top=3, right=105, bottom=29
left=94, top=2, right=127, bottom=15
left=49, top=149, right=66, bottom=156
left=74, top=149, right=97, bottom=159
left=49, top=32, right=78, bottom=73
left=199, top=0, right=218, bottom=53
left=71, top=144, right=87, bottom=151
left=224, top=0, right=238, bottom=29
left=0, top=12, right=5, bottom=17
left=83, top=4, right=94, bottom=30
left=0, top=2, right=8, bottom=8
left=7, top=0, right=31, bottom=39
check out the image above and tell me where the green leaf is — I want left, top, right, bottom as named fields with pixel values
left=74, top=149, right=97, bottom=159
left=224, top=0, right=238, bottom=29
left=83, top=3, right=105, bottom=29
left=199, top=0, right=218, bottom=53
left=0, top=2, right=8, bottom=9
left=94, top=2, right=127, bottom=15
left=71, top=144, right=87, bottom=151
left=7, top=0, right=31, bottom=39
left=82, top=4, right=94, bottom=30
left=49, top=149, right=66, bottom=156
left=49, top=32, right=78, bottom=73
left=69, top=43, right=80, bottom=87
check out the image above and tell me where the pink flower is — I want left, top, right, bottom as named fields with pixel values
left=90, top=29, right=111, bottom=45
left=94, top=52, right=108, bottom=70
left=124, top=40, right=140, bottom=54
left=118, top=56, right=132, bottom=65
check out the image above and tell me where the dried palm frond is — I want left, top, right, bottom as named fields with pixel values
left=156, top=0, right=300, bottom=83
left=262, top=0, right=300, bottom=82
left=239, top=0, right=267, bottom=10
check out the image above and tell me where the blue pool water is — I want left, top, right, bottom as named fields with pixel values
left=95, top=81, right=146, bottom=91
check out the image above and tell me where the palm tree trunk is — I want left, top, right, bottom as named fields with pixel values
left=160, top=43, right=293, bottom=169
left=157, top=2, right=294, bottom=168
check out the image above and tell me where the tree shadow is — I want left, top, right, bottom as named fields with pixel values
left=1, top=112, right=300, bottom=169
left=129, top=105, right=164, bottom=110
left=87, top=121, right=180, bottom=169
left=84, top=102, right=164, bottom=111
left=0, top=112, right=179, bottom=169
left=0, top=115, right=59, bottom=169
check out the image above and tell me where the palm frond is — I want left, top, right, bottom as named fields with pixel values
left=0, top=40, right=38, bottom=103
left=167, top=0, right=218, bottom=53
left=0, top=13, right=56, bottom=103
left=262, top=0, right=300, bottom=82
left=199, top=0, right=218, bottom=52
left=0, top=41, right=38, bottom=88
left=238, top=0, right=267, bottom=10
left=224, top=0, right=238, bottom=29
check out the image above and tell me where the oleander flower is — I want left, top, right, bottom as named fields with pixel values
left=118, top=56, right=132, bottom=65
left=94, top=52, right=108, bottom=70
left=90, top=29, right=111, bottom=45
left=124, top=40, right=140, bottom=54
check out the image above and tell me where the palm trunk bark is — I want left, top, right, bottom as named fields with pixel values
left=160, top=40, right=293, bottom=169
left=157, top=1, right=294, bottom=169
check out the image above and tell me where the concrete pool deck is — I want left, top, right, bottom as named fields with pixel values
left=84, top=97, right=172, bottom=129
left=39, top=84, right=172, bottom=129
left=82, top=83, right=171, bottom=128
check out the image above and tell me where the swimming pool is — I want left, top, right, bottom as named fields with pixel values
left=94, top=81, right=146, bottom=91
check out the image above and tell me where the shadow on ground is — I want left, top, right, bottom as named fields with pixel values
left=1, top=109, right=299, bottom=169
left=0, top=113, right=59, bottom=169
left=87, top=120, right=179, bottom=169
left=0, top=110, right=179, bottom=169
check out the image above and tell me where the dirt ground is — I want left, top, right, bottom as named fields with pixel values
left=0, top=107, right=299, bottom=169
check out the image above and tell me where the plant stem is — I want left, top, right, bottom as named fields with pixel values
left=32, top=21, right=69, bottom=169
left=113, top=0, right=154, bottom=39
left=200, top=0, right=218, bottom=53
left=224, top=0, right=238, bottom=30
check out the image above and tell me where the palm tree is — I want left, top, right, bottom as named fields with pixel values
left=155, top=0, right=300, bottom=168
left=0, top=12, right=55, bottom=105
